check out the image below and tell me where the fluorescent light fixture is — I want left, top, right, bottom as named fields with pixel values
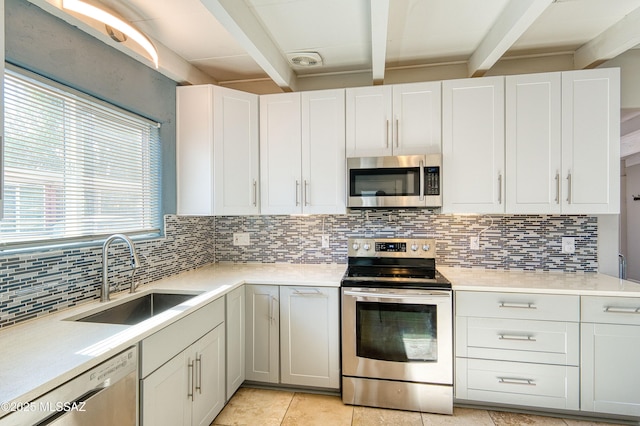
left=62, top=0, right=159, bottom=68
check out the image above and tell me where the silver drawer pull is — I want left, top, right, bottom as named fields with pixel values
left=498, top=334, right=536, bottom=342
left=498, top=377, right=536, bottom=386
left=604, top=306, right=640, bottom=314
left=499, top=302, right=537, bottom=309
left=293, top=288, right=322, bottom=295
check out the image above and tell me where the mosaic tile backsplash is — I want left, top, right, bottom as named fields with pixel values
left=0, top=216, right=215, bottom=328
left=215, top=211, right=597, bottom=271
left=0, top=211, right=597, bottom=328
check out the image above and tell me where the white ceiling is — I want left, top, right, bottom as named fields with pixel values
left=35, top=0, right=640, bottom=92
left=114, top=0, right=640, bottom=88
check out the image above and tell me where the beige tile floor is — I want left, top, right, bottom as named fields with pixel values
left=212, top=387, right=621, bottom=426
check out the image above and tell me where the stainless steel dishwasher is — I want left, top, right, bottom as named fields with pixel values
left=2, top=346, right=137, bottom=426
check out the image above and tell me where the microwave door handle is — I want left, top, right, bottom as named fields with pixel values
left=419, top=160, right=425, bottom=201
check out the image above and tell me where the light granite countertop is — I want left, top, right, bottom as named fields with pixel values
left=0, top=262, right=346, bottom=420
left=440, top=266, right=640, bottom=297
left=2, top=262, right=640, bottom=421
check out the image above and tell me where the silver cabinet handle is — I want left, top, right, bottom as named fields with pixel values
left=386, top=119, right=390, bottom=148
left=555, top=173, right=560, bottom=203
left=395, top=117, right=400, bottom=147
left=498, top=173, right=503, bottom=204
left=419, top=160, right=425, bottom=201
left=195, top=354, right=202, bottom=394
left=295, top=180, right=300, bottom=206
left=269, top=295, right=278, bottom=324
left=498, top=377, right=536, bottom=386
left=304, top=180, right=309, bottom=206
left=293, top=288, right=322, bottom=295
left=499, top=334, right=537, bottom=342
left=252, top=180, right=257, bottom=207
left=499, top=302, right=537, bottom=309
left=188, top=359, right=194, bottom=400
left=604, top=306, right=640, bottom=314
left=566, top=172, right=572, bottom=203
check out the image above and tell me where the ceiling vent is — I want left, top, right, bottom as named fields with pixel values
left=287, top=52, right=323, bottom=67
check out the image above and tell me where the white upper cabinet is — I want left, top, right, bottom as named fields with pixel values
left=346, top=82, right=441, bottom=157
left=561, top=69, right=620, bottom=214
left=0, top=1, right=4, bottom=219
left=301, top=90, right=346, bottom=214
left=506, top=72, right=562, bottom=214
left=261, top=90, right=346, bottom=215
left=442, top=76, right=505, bottom=214
left=260, top=93, right=301, bottom=215
left=176, top=85, right=259, bottom=216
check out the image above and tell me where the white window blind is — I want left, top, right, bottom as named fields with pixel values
left=0, top=67, right=162, bottom=248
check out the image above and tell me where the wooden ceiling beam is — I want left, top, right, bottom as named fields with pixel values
left=200, top=0, right=298, bottom=92
left=574, top=6, right=640, bottom=69
left=468, top=0, right=552, bottom=77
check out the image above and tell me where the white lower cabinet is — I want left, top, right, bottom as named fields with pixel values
left=245, top=284, right=340, bottom=389
left=455, top=291, right=580, bottom=411
left=581, top=296, right=640, bottom=417
left=225, top=286, right=245, bottom=400
left=140, top=298, right=226, bottom=426
left=280, top=286, right=340, bottom=388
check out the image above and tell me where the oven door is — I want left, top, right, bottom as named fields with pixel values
left=342, top=287, right=452, bottom=385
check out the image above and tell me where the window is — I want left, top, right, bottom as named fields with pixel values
left=0, top=66, right=162, bottom=249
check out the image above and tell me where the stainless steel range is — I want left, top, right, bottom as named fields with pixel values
left=341, top=238, right=453, bottom=414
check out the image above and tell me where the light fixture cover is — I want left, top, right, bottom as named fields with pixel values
left=62, top=0, right=159, bottom=68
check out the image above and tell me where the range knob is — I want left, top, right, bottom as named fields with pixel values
left=352, top=242, right=360, bottom=251
left=363, top=243, right=371, bottom=251
left=423, top=244, right=431, bottom=251
left=411, top=244, right=419, bottom=251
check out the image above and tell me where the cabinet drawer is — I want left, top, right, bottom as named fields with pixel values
left=141, top=297, right=225, bottom=378
left=456, top=291, right=579, bottom=321
left=582, top=296, right=640, bottom=325
left=456, top=358, right=579, bottom=410
left=456, top=317, right=579, bottom=365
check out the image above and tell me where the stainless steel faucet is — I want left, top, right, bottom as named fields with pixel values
left=101, top=234, right=141, bottom=302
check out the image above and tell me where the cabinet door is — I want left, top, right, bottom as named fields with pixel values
left=225, top=285, right=245, bottom=400
left=301, top=89, right=346, bottom=214
left=0, top=1, right=4, bottom=219
left=442, top=76, right=505, bottom=213
left=141, top=351, right=191, bottom=426
left=581, top=323, right=640, bottom=416
left=392, top=82, right=441, bottom=155
left=193, top=326, right=226, bottom=426
left=280, top=287, right=340, bottom=389
left=506, top=73, right=562, bottom=214
left=245, top=285, right=279, bottom=383
left=213, top=87, right=259, bottom=215
left=176, top=85, right=214, bottom=215
left=346, top=86, right=393, bottom=156
left=260, top=93, right=302, bottom=214
left=561, top=69, right=620, bottom=214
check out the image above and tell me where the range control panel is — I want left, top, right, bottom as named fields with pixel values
left=348, top=238, right=436, bottom=259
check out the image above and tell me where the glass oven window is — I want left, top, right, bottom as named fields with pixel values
left=356, top=301, right=438, bottom=362
left=349, top=168, right=420, bottom=197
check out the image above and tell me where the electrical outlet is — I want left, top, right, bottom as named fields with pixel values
left=469, top=236, right=480, bottom=250
left=233, top=232, right=250, bottom=246
left=562, top=237, right=575, bottom=254
left=321, top=234, right=330, bottom=248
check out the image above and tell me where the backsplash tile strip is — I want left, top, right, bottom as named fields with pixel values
left=1, top=212, right=597, bottom=329
left=214, top=211, right=598, bottom=271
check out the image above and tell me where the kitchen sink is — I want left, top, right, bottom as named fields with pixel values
left=73, top=292, right=202, bottom=325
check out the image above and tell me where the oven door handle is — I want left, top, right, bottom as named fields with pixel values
left=343, top=289, right=450, bottom=300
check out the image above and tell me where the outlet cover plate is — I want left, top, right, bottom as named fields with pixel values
left=470, top=236, right=480, bottom=250
left=562, top=237, right=575, bottom=254
left=321, top=234, right=330, bottom=248
left=233, top=232, right=250, bottom=246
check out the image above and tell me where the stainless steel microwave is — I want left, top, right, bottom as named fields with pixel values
left=347, top=154, right=442, bottom=208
